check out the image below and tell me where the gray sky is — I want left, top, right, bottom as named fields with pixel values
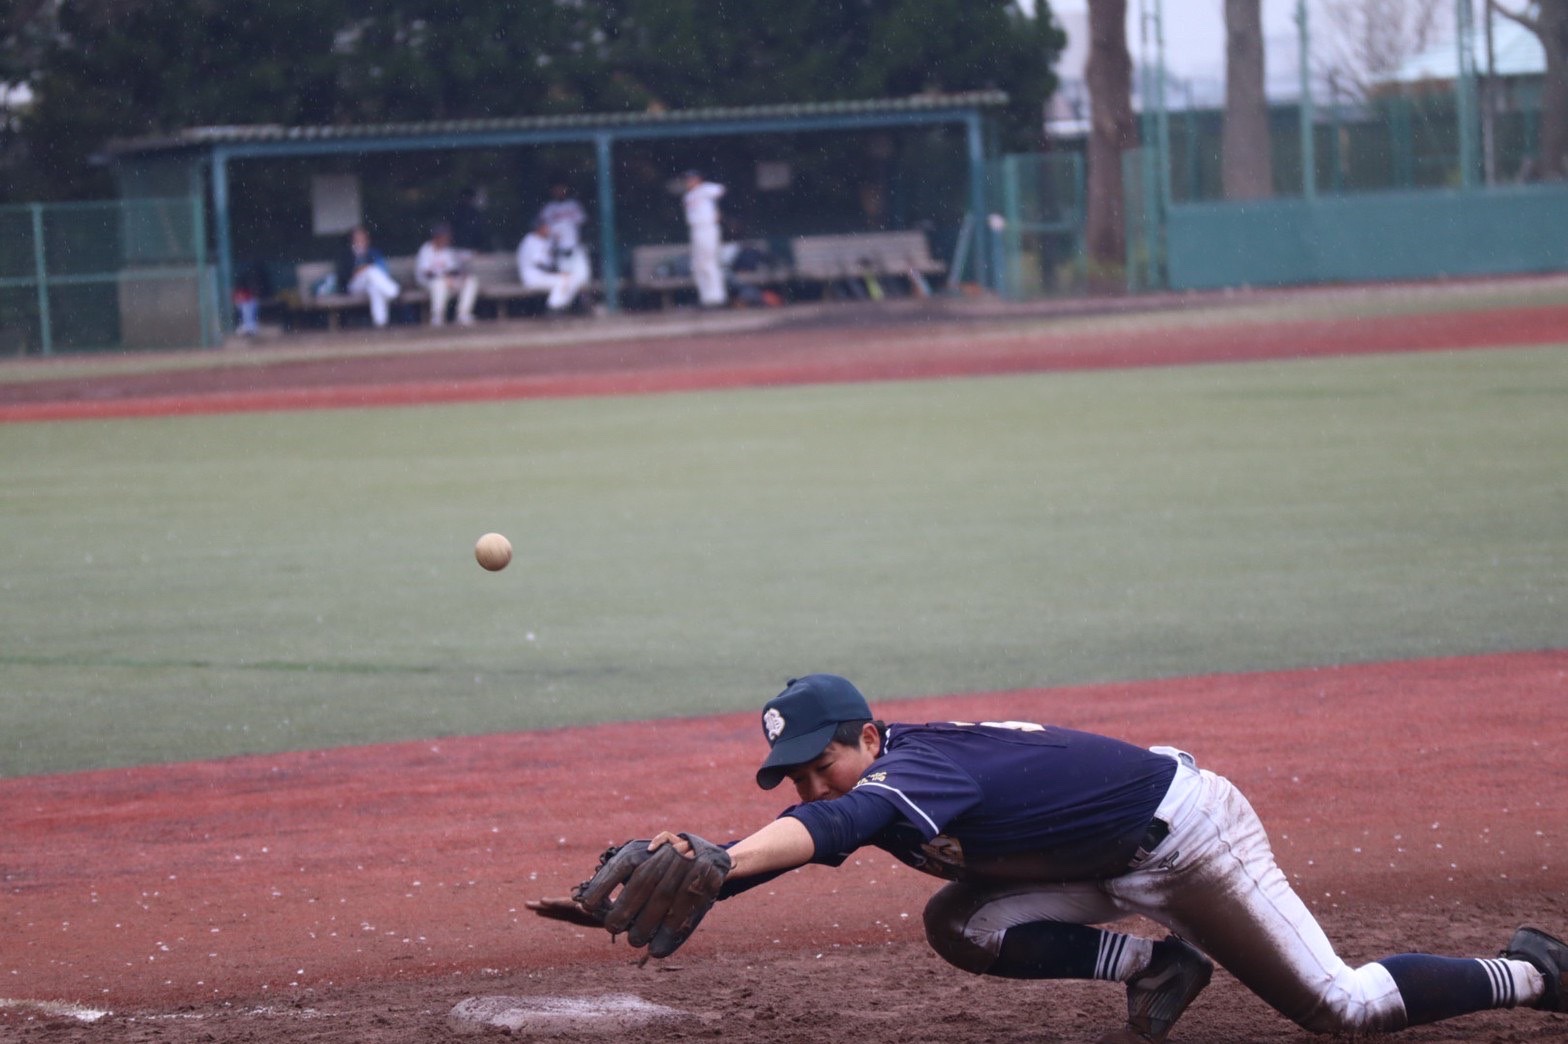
left=1038, top=1, right=1497, bottom=103
left=1046, top=0, right=1306, bottom=84
left=1031, top=0, right=1312, bottom=107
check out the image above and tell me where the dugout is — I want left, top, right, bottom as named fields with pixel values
left=107, top=92, right=1006, bottom=330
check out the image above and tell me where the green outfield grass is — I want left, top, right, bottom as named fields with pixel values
left=2, top=343, right=1565, bottom=777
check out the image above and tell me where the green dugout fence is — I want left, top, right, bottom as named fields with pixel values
left=1162, top=183, right=1568, bottom=291
left=0, top=196, right=217, bottom=355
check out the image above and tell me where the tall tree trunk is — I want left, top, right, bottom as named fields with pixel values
left=1084, top=0, right=1137, bottom=273
left=1538, top=0, right=1568, bottom=178
left=1222, top=0, right=1274, bottom=198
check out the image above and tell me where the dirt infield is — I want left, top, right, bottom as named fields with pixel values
left=5, top=652, right=1566, bottom=1042
left=4, top=294, right=1566, bottom=1041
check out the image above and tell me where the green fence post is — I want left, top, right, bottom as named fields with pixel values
left=999, top=154, right=1021, bottom=299
left=1329, top=84, right=1344, bottom=194
left=1183, top=88, right=1200, bottom=201
left=31, top=203, right=51, bottom=356
left=965, top=111, right=991, bottom=290
left=1297, top=0, right=1317, bottom=200
left=1153, top=0, right=1173, bottom=212
left=192, top=194, right=217, bottom=347
left=1392, top=99, right=1414, bottom=188
left=211, top=151, right=233, bottom=337
left=1455, top=0, right=1480, bottom=188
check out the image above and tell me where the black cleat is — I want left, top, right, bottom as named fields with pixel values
left=1502, top=926, right=1568, bottom=1012
left=1097, top=935, right=1214, bottom=1043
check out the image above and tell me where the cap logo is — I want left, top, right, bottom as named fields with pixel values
left=762, top=708, right=786, bottom=744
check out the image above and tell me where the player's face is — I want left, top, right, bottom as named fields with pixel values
left=785, top=730, right=878, bottom=803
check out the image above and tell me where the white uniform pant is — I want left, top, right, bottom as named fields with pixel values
left=926, top=750, right=1407, bottom=1034
left=521, top=249, right=590, bottom=311
left=426, top=274, right=478, bottom=325
left=688, top=223, right=726, bottom=306
left=349, top=266, right=401, bottom=327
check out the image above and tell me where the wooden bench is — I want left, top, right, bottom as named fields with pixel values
left=293, top=257, right=426, bottom=330
left=292, top=251, right=591, bottom=328
left=629, top=239, right=789, bottom=308
left=788, top=231, right=946, bottom=299
left=465, top=252, right=556, bottom=316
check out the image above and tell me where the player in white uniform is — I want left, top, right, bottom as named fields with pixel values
left=337, top=226, right=400, bottom=328
left=536, top=180, right=591, bottom=309
left=414, top=222, right=478, bottom=326
left=681, top=170, right=726, bottom=307
left=517, top=215, right=588, bottom=314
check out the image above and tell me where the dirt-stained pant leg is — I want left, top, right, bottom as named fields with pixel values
left=1106, top=763, right=1408, bottom=1034
left=925, top=755, right=1410, bottom=1035
left=925, top=879, right=1122, bottom=973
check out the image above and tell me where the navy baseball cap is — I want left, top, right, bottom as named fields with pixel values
left=755, top=674, right=872, bottom=790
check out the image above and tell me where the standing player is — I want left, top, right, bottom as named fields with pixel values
left=533, top=674, right=1566, bottom=1043
left=536, top=178, right=591, bottom=308
left=680, top=169, right=727, bottom=308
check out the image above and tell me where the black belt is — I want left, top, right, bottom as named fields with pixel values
left=1129, top=816, right=1171, bottom=869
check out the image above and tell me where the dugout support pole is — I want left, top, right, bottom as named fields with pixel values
left=594, top=133, right=620, bottom=314
left=965, top=111, right=990, bottom=289
left=211, top=150, right=234, bottom=339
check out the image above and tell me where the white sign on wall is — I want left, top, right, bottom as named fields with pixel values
left=311, top=174, right=362, bottom=236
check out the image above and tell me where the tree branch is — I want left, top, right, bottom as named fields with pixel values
left=1490, top=0, right=1541, bottom=36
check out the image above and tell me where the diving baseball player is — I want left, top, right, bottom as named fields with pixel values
left=532, top=674, right=1567, bottom=1043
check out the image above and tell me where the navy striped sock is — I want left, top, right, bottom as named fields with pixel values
left=991, top=923, right=1149, bottom=981
left=1379, top=954, right=1531, bottom=1025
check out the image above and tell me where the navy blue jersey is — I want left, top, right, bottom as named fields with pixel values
left=784, top=721, right=1178, bottom=883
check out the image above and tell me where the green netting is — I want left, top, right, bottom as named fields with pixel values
left=0, top=286, right=39, bottom=357
left=0, top=209, right=36, bottom=281
left=987, top=152, right=1086, bottom=298
left=0, top=197, right=210, bottom=354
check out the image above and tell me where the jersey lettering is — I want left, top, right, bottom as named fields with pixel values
left=947, top=720, right=1046, bottom=732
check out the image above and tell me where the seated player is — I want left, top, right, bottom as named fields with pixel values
left=517, top=215, right=589, bottom=315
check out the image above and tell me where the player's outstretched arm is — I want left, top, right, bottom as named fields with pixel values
left=723, top=817, right=814, bottom=878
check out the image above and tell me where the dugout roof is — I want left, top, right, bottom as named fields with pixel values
left=109, top=92, right=1008, bottom=321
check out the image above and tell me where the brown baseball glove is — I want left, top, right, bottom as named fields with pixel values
left=553, top=834, right=731, bottom=959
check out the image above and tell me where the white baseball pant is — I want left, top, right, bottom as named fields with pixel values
left=689, top=224, right=726, bottom=307
left=521, top=249, right=591, bottom=311
left=428, top=274, right=479, bottom=325
left=924, top=750, right=1409, bottom=1033
left=349, top=266, right=400, bottom=327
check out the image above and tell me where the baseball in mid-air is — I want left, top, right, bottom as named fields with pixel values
left=474, top=532, right=513, bottom=572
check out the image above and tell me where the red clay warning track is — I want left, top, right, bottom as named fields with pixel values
left=3, top=300, right=1568, bottom=423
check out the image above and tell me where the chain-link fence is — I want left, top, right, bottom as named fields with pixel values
left=0, top=196, right=215, bottom=356
left=1159, top=96, right=1544, bottom=205
left=985, top=152, right=1086, bottom=299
